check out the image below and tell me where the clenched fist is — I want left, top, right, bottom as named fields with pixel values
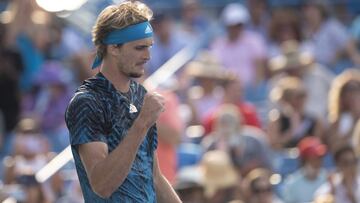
left=138, top=92, right=165, bottom=128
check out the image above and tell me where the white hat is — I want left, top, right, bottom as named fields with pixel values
left=221, top=3, right=249, bottom=26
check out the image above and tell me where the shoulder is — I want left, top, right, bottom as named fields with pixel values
left=67, top=91, right=99, bottom=111
left=324, top=19, right=348, bottom=35
left=284, top=170, right=305, bottom=185
left=65, top=89, right=105, bottom=125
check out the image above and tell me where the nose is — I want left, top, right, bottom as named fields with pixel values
left=143, top=48, right=151, bottom=61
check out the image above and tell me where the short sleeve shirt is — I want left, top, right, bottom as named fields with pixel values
left=306, top=19, right=350, bottom=66
left=65, top=72, right=158, bottom=202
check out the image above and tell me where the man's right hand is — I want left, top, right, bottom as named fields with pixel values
left=138, top=92, right=165, bottom=128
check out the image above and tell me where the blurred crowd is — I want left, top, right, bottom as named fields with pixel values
left=1, top=0, right=360, bottom=202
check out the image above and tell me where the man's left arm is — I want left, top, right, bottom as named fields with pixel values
left=153, top=152, right=182, bottom=203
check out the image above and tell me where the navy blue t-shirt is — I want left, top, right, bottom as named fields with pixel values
left=65, top=72, right=158, bottom=202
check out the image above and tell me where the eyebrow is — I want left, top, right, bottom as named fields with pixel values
left=136, top=43, right=153, bottom=48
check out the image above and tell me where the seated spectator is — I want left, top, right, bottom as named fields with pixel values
left=185, top=51, right=231, bottom=125
left=315, top=145, right=360, bottom=203
left=203, top=77, right=261, bottom=134
left=202, top=104, right=272, bottom=176
left=269, top=40, right=334, bottom=118
left=327, top=69, right=360, bottom=152
left=267, top=76, right=323, bottom=149
left=282, top=137, right=328, bottom=203
left=200, top=150, right=239, bottom=203
left=2, top=117, right=57, bottom=202
left=211, top=3, right=267, bottom=88
left=3, top=118, right=49, bottom=183
left=267, top=7, right=311, bottom=58
left=242, top=168, right=283, bottom=203
left=302, top=0, right=360, bottom=70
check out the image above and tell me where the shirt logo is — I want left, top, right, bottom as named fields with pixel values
left=129, top=103, right=138, bottom=113
left=145, top=25, right=153, bottom=34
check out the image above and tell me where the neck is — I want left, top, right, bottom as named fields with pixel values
left=101, top=58, right=130, bottom=93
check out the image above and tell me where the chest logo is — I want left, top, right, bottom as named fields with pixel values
left=129, top=103, right=138, bottom=113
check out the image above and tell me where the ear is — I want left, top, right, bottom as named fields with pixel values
left=107, top=45, right=120, bottom=56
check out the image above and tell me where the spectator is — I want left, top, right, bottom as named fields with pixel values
left=269, top=40, right=334, bottom=118
left=327, top=69, right=360, bottom=152
left=267, top=7, right=311, bottom=58
left=2, top=117, right=56, bottom=202
left=315, top=145, right=360, bottom=203
left=211, top=3, right=267, bottom=88
left=185, top=51, right=230, bottom=125
left=3, top=118, right=49, bottom=184
left=282, top=137, right=328, bottom=203
left=202, top=104, right=272, bottom=176
left=242, top=168, right=283, bottom=203
left=302, top=0, right=360, bottom=70
left=200, top=150, right=239, bottom=203
left=202, top=76, right=261, bottom=134
left=267, top=76, right=323, bottom=149
left=5, top=0, right=53, bottom=90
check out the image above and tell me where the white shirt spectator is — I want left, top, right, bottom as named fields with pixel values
left=315, top=174, right=360, bottom=203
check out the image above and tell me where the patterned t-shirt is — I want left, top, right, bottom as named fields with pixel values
left=65, top=72, right=158, bottom=202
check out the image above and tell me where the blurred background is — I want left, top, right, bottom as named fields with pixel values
left=1, top=0, right=360, bottom=202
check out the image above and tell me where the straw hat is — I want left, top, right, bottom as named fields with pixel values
left=186, top=51, right=235, bottom=80
left=200, top=150, right=239, bottom=198
left=269, top=40, right=314, bottom=73
left=174, top=165, right=204, bottom=191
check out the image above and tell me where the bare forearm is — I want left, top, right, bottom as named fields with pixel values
left=155, top=172, right=182, bottom=203
left=90, top=120, right=148, bottom=197
left=157, top=124, right=181, bottom=146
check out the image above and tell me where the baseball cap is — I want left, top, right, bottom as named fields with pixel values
left=221, top=3, right=249, bottom=26
left=298, top=137, right=327, bottom=159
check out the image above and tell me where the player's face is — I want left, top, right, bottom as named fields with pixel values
left=115, top=38, right=153, bottom=78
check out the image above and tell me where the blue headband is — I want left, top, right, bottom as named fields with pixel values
left=92, top=21, right=153, bottom=69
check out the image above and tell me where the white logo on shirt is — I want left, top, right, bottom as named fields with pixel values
left=129, top=103, right=138, bottom=113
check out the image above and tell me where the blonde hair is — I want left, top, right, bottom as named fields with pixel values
left=328, top=69, right=360, bottom=123
left=92, top=1, right=153, bottom=60
left=270, top=76, right=305, bottom=103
